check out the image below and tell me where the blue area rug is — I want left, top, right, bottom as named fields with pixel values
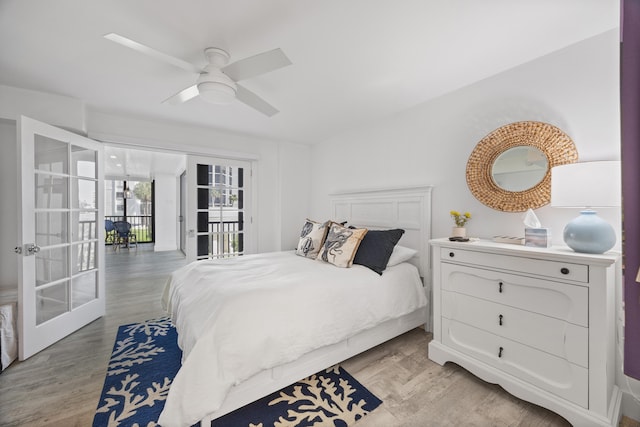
left=94, top=317, right=382, bottom=426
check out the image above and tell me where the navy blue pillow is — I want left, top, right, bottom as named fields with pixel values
left=353, top=229, right=405, bottom=275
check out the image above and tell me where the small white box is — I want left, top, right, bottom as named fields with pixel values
left=525, top=228, right=551, bottom=248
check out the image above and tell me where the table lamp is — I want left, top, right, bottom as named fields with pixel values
left=550, top=161, right=621, bottom=254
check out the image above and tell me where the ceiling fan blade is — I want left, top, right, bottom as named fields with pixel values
left=222, top=48, right=291, bottom=82
left=104, top=33, right=202, bottom=74
left=162, top=85, right=199, bottom=105
left=236, top=84, right=279, bottom=117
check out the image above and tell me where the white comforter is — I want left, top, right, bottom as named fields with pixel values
left=158, top=251, right=426, bottom=427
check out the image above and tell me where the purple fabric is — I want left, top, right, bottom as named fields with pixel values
left=621, top=0, right=640, bottom=380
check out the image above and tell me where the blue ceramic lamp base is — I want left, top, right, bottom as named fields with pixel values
left=563, top=210, right=616, bottom=254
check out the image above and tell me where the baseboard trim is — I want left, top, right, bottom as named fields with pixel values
left=153, top=244, right=178, bottom=252
left=621, top=390, right=640, bottom=423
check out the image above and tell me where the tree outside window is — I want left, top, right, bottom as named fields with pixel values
left=133, top=181, right=152, bottom=215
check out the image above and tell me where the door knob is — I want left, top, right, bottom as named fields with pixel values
left=24, top=243, right=41, bottom=256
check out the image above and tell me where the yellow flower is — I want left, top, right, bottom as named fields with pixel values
left=450, top=210, right=472, bottom=227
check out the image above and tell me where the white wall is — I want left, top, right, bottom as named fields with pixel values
left=153, top=173, right=178, bottom=251
left=0, top=85, right=86, bottom=133
left=0, top=120, right=18, bottom=293
left=310, top=30, right=620, bottom=246
left=277, top=141, right=312, bottom=251
left=309, top=29, right=640, bottom=419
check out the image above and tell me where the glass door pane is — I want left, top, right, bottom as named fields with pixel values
left=34, top=135, right=68, bottom=173
left=36, top=282, right=69, bottom=324
left=70, top=144, right=98, bottom=311
left=35, top=211, right=68, bottom=247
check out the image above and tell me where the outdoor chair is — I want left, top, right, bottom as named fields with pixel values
left=113, top=221, right=137, bottom=250
left=105, top=219, right=116, bottom=245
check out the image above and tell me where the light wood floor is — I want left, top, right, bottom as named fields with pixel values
left=0, top=246, right=638, bottom=427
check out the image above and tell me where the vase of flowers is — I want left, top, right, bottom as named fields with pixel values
left=450, top=210, right=471, bottom=237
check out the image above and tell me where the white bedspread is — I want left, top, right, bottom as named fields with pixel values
left=158, top=251, right=426, bottom=427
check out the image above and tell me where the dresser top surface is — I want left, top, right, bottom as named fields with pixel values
left=430, top=238, right=620, bottom=266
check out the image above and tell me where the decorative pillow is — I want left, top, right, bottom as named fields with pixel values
left=316, top=223, right=368, bottom=268
left=386, top=245, right=417, bottom=267
left=295, top=219, right=330, bottom=259
left=353, top=229, right=405, bottom=275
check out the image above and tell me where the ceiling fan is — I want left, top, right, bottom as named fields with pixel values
left=104, top=33, right=292, bottom=117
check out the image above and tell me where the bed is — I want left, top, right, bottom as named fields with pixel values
left=159, top=186, right=433, bottom=427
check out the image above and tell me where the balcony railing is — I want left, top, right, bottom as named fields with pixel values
left=105, top=215, right=153, bottom=243
left=103, top=216, right=243, bottom=254
left=197, top=220, right=243, bottom=259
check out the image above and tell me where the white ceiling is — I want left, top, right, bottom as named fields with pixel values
left=0, top=0, right=618, bottom=146
left=104, top=145, right=186, bottom=180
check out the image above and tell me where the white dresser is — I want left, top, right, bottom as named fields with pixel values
left=429, top=238, right=621, bottom=426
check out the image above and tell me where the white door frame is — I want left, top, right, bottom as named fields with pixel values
left=179, top=170, right=187, bottom=254
left=186, top=155, right=253, bottom=263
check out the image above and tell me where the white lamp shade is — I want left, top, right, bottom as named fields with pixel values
left=551, top=161, right=621, bottom=208
left=196, top=66, right=237, bottom=105
left=197, top=81, right=236, bottom=104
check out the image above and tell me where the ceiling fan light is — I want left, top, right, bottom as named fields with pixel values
left=197, top=82, right=236, bottom=105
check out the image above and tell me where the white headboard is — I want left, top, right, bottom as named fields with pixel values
left=329, top=186, right=433, bottom=286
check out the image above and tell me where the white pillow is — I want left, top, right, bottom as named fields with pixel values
left=386, top=245, right=417, bottom=267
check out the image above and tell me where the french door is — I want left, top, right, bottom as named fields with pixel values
left=186, top=155, right=251, bottom=263
left=17, top=116, right=104, bottom=360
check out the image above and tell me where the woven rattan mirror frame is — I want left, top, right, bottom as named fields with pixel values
left=466, top=121, right=578, bottom=212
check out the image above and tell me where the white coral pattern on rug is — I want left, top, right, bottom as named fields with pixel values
left=95, top=317, right=173, bottom=427
left=262, top=366, right=370, bottom=427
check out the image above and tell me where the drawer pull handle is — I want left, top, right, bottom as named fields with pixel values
left=498, top=282, right=503, bottom=293
left=498, top=346, right=504, bottom=358
left=449, top=252, right=455, bottom=258
left=561, top=267, right=570, bottom=275
left=499, top=314, right=503, bottom=326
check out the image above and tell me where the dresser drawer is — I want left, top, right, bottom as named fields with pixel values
left=441, top=263, right=588, bottom=327
left=440, top=247, right=589, bottom=283
left=442, top=318, right=588, bottom=408
left=442, top=290, right=588, bottom=367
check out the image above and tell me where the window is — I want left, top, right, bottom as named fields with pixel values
left=104, top=179, right=154, bottom=243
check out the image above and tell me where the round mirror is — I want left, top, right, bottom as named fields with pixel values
left=466, top=121, right=578, bottom=212
left=491, top=146, right=548, bottom=192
